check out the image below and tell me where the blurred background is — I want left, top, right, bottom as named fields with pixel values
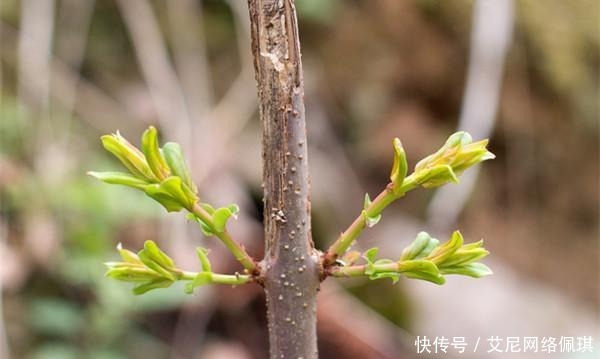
left=0, top=0, right=598, bottom=358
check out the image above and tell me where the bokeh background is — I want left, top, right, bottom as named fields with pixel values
left=0, top=0, right=598, bottom=358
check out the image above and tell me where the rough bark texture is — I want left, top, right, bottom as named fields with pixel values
left=247, top=1, right=320, bottom=358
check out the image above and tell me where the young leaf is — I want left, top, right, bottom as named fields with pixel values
left=452, top=139, right=495, bottom=173
left=390, top=138, right=408, bottom=192
left=87, top=171, right=149, bottom=190
left=143, top=240, right=175, bottom=269
left=401, top=231, right=434, bottom=261
left=137, top=249, right=176, bottom=281
left=162, top=142, right=197, bottom=194
left=363, top=193, right=372, bottom=210
left=227, top=204, right=240, bottom=219
left=413, top=131, right=494, bottom=188
left=133, top=278, right=174, bottom=295
left=116, top=242, right=142, bottom=264
left=184, top=272, right=213, bottom=294
left=363, top=247, right=379, bottom=263
left=415, top=164, right=459, bottom=189
left=415, top=237, right=440, bottom=259
left=460, top=239, right=484, bottom=251
left=141, top=126, right=170, bottom=180
left=105, top=264, right=160, bottom=282
left=373, top=258, right=394, bottom=265
left=441, top=247, right=489, bottom=267
left=399, top=259, right=445, bottom=285
left=212, top=205, right=240, bottom=233
left=369, top=272, right=401, bottom=284
left=439, top=262, right=493, bottom=278
left=101, top=132, right=156, bottom=182
left=196, top=247, right=212, bottom=272
left=363, top=247, right=379, bottom=276
left=144, top=183, right=186, bottom=212
left=143, top=176, right=197, bottom=212
left=362, top=210, right=381, bottom=228
left=158, top=176, right=197, bottom=209
left=427, top=230, right=464, bottom=265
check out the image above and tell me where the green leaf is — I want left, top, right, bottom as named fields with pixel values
left=413, top=131, right=494, bottom=186
left=184, top=272, right=212, bottom=294
left=364, top=247, right=378, bottom=263
left=363, top=193, right=372, bottom=210
left=212, top=204, right=239, bottom=233
left=196, top=247, right=212, bottom=272
left=362, top=209, right=381, bottom=228
left=144, top=184, right=185, bottom=212
left=137, top=249, right=176, bottom=281
left=360, top=194, right=382, bottom=244
left=227, top=204, right=240, bottom=216
left=101, top=132, right=156, bottom=181
left=399, top=259, right=445, bottom=285
left=105, top=264, right=161, bottom=282
left=141, top=126, right=170, bottom=180
left=390, top=137, right=408, bottom=191
left=440, top=262, right=493, bottom=278
left=116, top=242, right=142, bottom=264
left=428, top=230, right=464, bottom=265
left=144, top=176, right=197, bottom=212
left=162, top=142, right=197, bottom=194
left=441, top=247, right=489, bottom=267
left=415, top=237, right=440, bottom=259
left=133, top=278, right=174, bottom=295
left=374, top=258, right=394, bottom=265
left=461, top=239, right=484, bottom=251
left=158, top=176, right=197, bottom=209
left=415, top=164, right=459, bottom=189
left=143, top=240, right=175, bottom=269
left=445, top=131, right=473, bottom=148
left=87, top=171, right=149, bottom=190
left=369, top=271, right=401, bottom=284
left=363, top=247, right=379, bottom=276
left=401, top=231, right=435, bottom=261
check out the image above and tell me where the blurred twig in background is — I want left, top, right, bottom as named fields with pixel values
left=427, top=0, right=514, bottom=232
left=1, top=22, right=139, bottom=131
left=0, top=12, right=7, bottom=359
left=116, top=0, right=191, bottom=141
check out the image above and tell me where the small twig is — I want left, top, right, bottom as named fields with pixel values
left=324, top=175, right=420, bottom=265
left=190, top=203, right=258, bottom=273
left=181, top=271, right=252, bottom=286
left=329, top=262, right=398, bottom=278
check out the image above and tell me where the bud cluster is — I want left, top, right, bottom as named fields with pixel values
left=88, top=126, right=198, bottom=212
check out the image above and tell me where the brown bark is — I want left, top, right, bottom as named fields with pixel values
left=247, top=0, right=320, bottom=358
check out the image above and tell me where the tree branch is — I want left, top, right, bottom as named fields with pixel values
left=247, top=0, right=319, bottom=358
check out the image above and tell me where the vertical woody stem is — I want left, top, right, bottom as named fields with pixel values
left=247, top=1, right=319, bottom=358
